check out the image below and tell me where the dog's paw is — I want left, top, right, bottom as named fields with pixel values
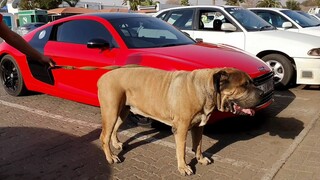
left=106, top=154, right=122, bottom=164
left=178, top=165, right=193, bottom=176
left=198, top=157, right=212, bottom=165
left=112, top=142, right=123, bottom=150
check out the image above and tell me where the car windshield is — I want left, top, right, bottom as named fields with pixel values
left=297, top=11, right=320, bottom=23
left=225, top=7, right=276, bottom=32
left=281, top=10, right=320, bottom=27
left=108, top=16, right=195, bottom=48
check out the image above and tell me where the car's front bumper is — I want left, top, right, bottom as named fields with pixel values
left=294, top=57, right=320, bottom=85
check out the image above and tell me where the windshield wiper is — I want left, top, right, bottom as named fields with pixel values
left=260, top=25, right=276, bottom=31
left=160, top=43, right=187, bottom=47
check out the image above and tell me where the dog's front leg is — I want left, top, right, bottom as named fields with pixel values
left=191, top=126, right=212, bottom=165
left=173, top=123, right=193, bottom=176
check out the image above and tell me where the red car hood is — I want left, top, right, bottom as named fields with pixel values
left=135, top=42, right=271, bottom=78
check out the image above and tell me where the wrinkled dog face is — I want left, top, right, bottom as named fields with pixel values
left=214, top=68, right=264, bottom=116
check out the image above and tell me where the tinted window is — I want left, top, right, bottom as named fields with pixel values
left=157, top=12, right=168, bottom=20
left=56, top=20, right=113, bottom=45
left=253, top=11, right=291, bottom=28
left=281, top=9, right=320, bottom=27
left=164, top=9, right=194, bottom=30
left=226, top=7, right=275, bottom=31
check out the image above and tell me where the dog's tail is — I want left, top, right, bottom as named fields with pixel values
left=51, top=64, right=141, bottom=70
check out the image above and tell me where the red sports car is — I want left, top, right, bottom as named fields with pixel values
left=0, top=13, right=274, bottom=123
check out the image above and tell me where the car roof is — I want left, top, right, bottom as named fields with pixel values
left=156, top=5, right=240, bottom=11
left=249, top=7, right=288, bottom=11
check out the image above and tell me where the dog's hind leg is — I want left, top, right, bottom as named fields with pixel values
left=191, top=126, right=212, bottom=165
left=111, top=106, right=130, bottom=150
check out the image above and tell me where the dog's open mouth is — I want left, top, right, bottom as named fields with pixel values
left=230, top=102, right=255, bottom=116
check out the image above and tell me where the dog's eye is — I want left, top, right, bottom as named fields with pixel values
left=243, top=81, right=250, bottom=87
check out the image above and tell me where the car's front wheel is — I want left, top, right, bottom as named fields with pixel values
left=0, top=55, right=28, bottom=96
left=261, top=54, right=294, bottom=89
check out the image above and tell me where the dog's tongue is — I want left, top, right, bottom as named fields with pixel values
left=233, top=104, right=255, bottom=116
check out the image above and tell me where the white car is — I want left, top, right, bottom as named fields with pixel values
left=250, top=8, right=320, bottom=37
left=296, top=10, right=320, bottom=23
left=154, top=6, right=320, bottom=88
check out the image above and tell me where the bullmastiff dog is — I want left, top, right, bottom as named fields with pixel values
left=97, top=67, right=264, bottom=175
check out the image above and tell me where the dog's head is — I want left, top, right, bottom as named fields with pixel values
left=213, top=68, right=264, bottom=116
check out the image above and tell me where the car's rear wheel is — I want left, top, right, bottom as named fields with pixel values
left=0, top=55, right=28, bottom=96
left=261, top=54, right=294, bottom=89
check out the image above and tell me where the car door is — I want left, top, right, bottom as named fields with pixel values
left=192, top=8, right=245, bottom=50
left=44, top=19, right=121, bottom=103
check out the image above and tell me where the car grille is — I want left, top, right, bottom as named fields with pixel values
left=253, top=71, right=274, bottom=107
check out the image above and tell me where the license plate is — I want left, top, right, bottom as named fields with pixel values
left=257, top=79, right=274, bottom=93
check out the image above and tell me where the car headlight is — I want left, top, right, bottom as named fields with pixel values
left=308, top=48, right=320, bottom=56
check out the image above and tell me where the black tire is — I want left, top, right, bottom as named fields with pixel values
left=261, top=54, right=294, bottom=89
left=0, top=55, right=28, bottom=96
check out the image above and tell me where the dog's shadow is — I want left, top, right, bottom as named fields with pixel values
left=116, top=120, right=173, bottom=162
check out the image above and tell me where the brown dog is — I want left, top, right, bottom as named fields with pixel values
left=97, top=67, right=263, bottom=175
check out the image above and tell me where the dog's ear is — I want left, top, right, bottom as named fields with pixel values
left=213, top=70, right=229, bottom=93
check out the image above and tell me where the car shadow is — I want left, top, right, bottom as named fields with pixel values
left=0, top=127, right=111, bottom=180
left=203, top=115, right=304, bottom=156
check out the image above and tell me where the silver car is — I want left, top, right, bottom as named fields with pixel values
left=16, top=22, right=46, bottom=36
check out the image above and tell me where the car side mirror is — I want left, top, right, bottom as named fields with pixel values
left=221, top=23, right=237, bottom=32
left=87, top=39, right=110, bottom=49
left=282, top=22, right=292, bottom=29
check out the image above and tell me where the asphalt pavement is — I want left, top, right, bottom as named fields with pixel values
left=0, top=85, right=320, bottom=179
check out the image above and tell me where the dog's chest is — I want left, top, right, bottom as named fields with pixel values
left=191, top=109, right=213, bottom=127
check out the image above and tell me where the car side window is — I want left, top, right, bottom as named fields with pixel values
left=254, top=11, right=287, bottom=28
left=157, top=12, right=168, bottom=20
left=165, top=9, right=194, bottom=30
left=55, top=19, right=115, bottom=46
left=199, top=10, right=226, bottom=31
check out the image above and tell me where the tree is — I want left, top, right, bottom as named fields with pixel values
left=19, top=0, right=62, bottom=10
left=122, top=0, right=141, bottom=10
left=256, top=0, right=282, bottom=7
left=181, top=0, right=189, bottom=5
left=224, top=0, right=245, bottom=6
left=39, top=0, right=62, bottom=9
left=286, top=0, right=301, bottom=10
left=63, top=0, right=79, bottom=7
left=123, top=0, right=158, bottom=10
left=0, top=0, right=7, bottom=8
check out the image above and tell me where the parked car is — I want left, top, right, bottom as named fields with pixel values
left=250, top=8, right=320, bottom=36
left=0, top=13, right=274, bottom=124
left=154, top=6, right=320, bottom=88
left=16, top=22, right=46, bottom=36
left=296, top=10, right=320, bottom=23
